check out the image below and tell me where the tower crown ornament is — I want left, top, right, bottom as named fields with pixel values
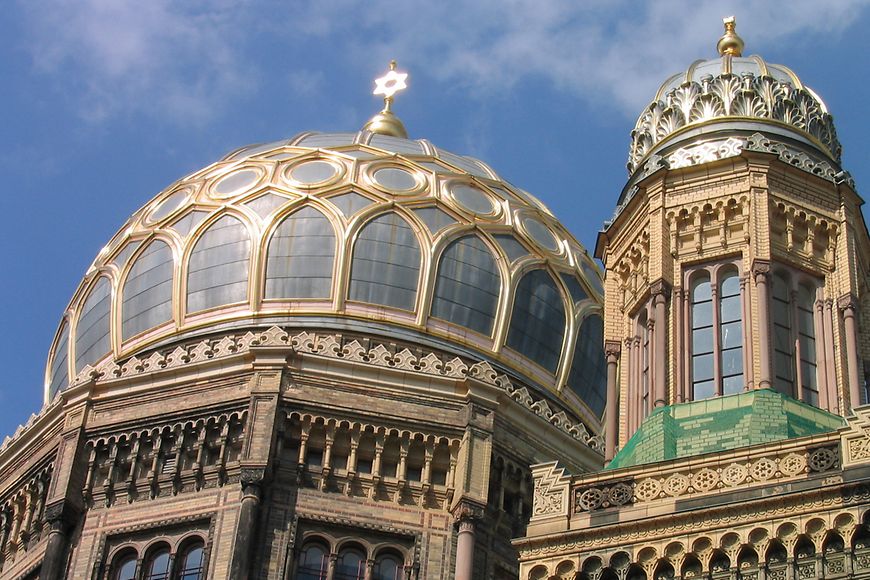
left=716, top=16, right=744, bottom=57
left=362, top=60, right=409, bottom=138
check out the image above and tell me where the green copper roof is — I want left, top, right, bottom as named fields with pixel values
left=608, top=388, right=845, bottom=469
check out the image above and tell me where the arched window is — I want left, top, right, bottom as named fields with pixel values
left=122, top=239, right=174, bottom=340
left=506, top=269, right=566, bottom=373
left=566, top=314, right=607, bottom=416
left=48, top=321, right=70, bottom=399
left=177, top=539, right=205, bottom=580
left=772, top=272, right=820, bottom=403
left=110, top=550, right=138, bottom=580
left=372, top=550, right=405, bottom=580
left=266, top=206, right=335, bottom=299
left=186, top=215, right=251, bottom=313
left=349, top=213, right=421, bottom=310
left=75, top=276, right=112, bottom=373
left=689, top=267, right=744, bottom=400
left=431, top=235, right=500, bottom=335
left=143, top=545, right=171, bottom=580
left=334, top=545, right=367, bottom=580
left=296, top=540, right=329, bottom=580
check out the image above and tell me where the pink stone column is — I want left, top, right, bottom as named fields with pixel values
left=824, top=300, right=839, bottom=414
left=651, top=280, right=670, bottom=407
left=752, top=261, right=772, bottom=389
left=839, top=294, right=863, bottom=412
left=453, top=504, right=481, bottom=580
left=604, top=341, right=622, bottom=462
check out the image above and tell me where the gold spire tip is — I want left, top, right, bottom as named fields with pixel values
left=717, top=16, right=745, bottom=57
left=363, top=60, right=409, bottom=139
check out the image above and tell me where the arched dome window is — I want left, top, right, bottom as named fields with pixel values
left=431, top=235, right=500, bottom=335
left=265, top=206, right=335, bottom=299
left=110, top=549, right=138, bottom=580
left=48, top=321, right=70, bottom=399
left=506, top=269, right=566, bottom=373
left=122, top=239, right=174, bottom=340
left=296, top=539, right=329, bottom=580
left=143, top=544, right=171, bottom=580
left=75, top=276, right=112, bottom=374
left=186, top=215, right=251, bottom=313
left=177, top=538, right=205, bottom=580
left=349, top=212, right=421, bottom=311
left=566, top=314, right=607, bottom=416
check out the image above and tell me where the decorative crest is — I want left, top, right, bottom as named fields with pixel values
left=717, top=16, right=744, bottom=57
left=362, top=60, right=409, bottom=138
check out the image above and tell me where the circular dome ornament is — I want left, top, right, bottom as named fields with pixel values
left=368, top=165, right=425, bottom=195
left=520, top=216, right=560, bottom=253
left=146, top=187, right=190, bottom=225
left=448, top=182, right=498, bottom=217
left=284, top=159, right=344, bottom=188
left=212, top=168, right=264, bottom=199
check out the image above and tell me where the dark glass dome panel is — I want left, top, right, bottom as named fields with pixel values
left=266, top=206, right=335, bottom=299
left=75, top=276, right=112, bottom=373
left=48, top=321, right=69, bottom=399
left=567, top=314, right=607, bottom=416
left=431, top=235, right=500, bottom=335
left=186, top=215, right=251, bottom=313
left=122, top=240, right=174, bottom=340
left=506, top=269, right=566, bottom=373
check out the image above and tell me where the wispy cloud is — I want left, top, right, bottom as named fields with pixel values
left=17, top=0, right=870, bottom=123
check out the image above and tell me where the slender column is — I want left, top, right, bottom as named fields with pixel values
left=452, top=503, right=482, bottom=580
left=752, top=260, right=772, bottom=389
left=682, top=290, right=691, bottom=399
left=824, top=300, right=839, bottom=413
left=814, top=299, right=830, bottom=410
left=839, top=294, right=863, bottom=412
left=673, top=288, right=683, bottom=401
left=741, top=275, right=754, bottom=390
left=229, top=470, right=264, bottom=580
left=711, top=282, right=722, bottom=396
left=625, top=338, right=636, bottom=438
left=604, top=341, right=621, bottom=462
left=651, top=280, right=670, bottom=407
left=39, top=502, right=76, bottom=580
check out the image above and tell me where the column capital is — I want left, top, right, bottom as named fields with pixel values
left=451, top=500, right=484, bottom=529
left=838, top=293, right=859, bottom=312
left=751, top=259, right=771, bottom=280
left=649, top=278, right=672, bottom=300
left=43, top=500, right=78, bottom=533
left=604, top=340, right=622, bottom=361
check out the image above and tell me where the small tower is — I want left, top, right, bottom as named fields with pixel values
left=595, top=18, right=870, bottom=460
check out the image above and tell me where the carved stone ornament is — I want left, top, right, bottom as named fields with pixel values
left=842, top=406, right=870, bottom=466
left=744, top=132, right=853, bottom=187
left=531, top=463, right=569, bottom=518
left=667, top=136, right=745, bottom=169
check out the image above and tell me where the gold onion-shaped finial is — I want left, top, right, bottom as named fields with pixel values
left=717, top=16, right=744, bottom=57
left=362, top=60, right=409, bottom=138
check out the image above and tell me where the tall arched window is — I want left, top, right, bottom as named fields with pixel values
left=186, top=215, right=251, bottom=313
left=48, top=321, right=70, bottom=399
left=772, top=271, right=819, bottom=404
left=143, top=545, right=171, bottom=580
left=334, top=545, right=367, bottom=580
left=296, top=540, right=329, bottom=580
left=506, top=269, right=566, bottom=373
left=75, top=276, right=112, bottom=374
left=266, top=206, right=335, bottom=299
left=431, top=235, right=500, bottom=335
left=349, top=212, right=421, bottom=311
left=122, top=239, right=174, bottom=340
left=111, top=550, right=138, bottom=580
left=566, top=314, right=607, bottom=417
left=177, top=539, right=205, bottom=580
left=689, top=267, right=744, bottom=400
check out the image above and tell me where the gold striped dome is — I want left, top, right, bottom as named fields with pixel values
left=45, top=131, right=607, bottom=422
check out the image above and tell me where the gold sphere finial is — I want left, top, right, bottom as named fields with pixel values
left=363, top=60, right=409, bottom=138
left=717, top=16, right=744, bottom=57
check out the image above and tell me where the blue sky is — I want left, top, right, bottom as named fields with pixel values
left=1, top=1, right=869, bottom=439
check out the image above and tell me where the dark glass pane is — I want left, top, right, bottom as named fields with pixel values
left=187, top=215, right=251, bottom=312
left=774, top=351, right=794, bottom=381
left=722, top=374, right=743, bottom=395
left=800, top=336, right=816, bottom=363
left=266, top=207, right=335, bottom=299
left=113, top=554, right=138, bottom=580
left=772, top=274, right=790, bottom=301
left=373, top=554, right=405, bottom=580
left=122, top=240, right=174, bottom=340
left=493, top=234, right=529, bottom=262
left=773, top=377, right=794, bottom=397
left=692, top=276, right=711, bottom=302
left=179, top=544, right=204, bottom=580
left=720, top=271, right=740, bottom=297
left=48, top=322, right=70, bottom=399
left=719, top=294, right=741, bottom=323
left=693, top=379, right=715, bottom=400
left=506, top=270, right=566, bottom=373
left=802, top=385, right=820, bottom=406
left=144, top=549, right=170, bottom=580
left=412, top=206, right=456, bottom=234
left=773, top=325, right=792, bottom=352
left=692, top=326, right=714, bottom=355
left=329, top=192, right=373, bottom=217
left=349, top=213, right=421, bottom=310
left=75, top=276, right=111, bottom=373
left=721, top=348, right=743, bottom=375
left=566, top=315, right=607, bottom=416
left=720, top=320, right=742, bottom=349
left=335, top=548, right=367, bottom=580
left=801, top=361, right=818, bottom=388
left=297, top=543, right=329, bottom=580
left=797, top=307, right=814, bottom=335
left=772, top=299, right=790, bottom=326
left=431, top=236, right=500, bottom=335
left=693, top=353, right=714, bottom=381
left=560, top=273, right=589, bottom=303
left=692, top=301, right=713, bottom=328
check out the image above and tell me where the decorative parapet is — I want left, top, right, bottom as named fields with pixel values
left=530, top=462, right=571, bottom=520
left=68, top=326, right=601, bottom=452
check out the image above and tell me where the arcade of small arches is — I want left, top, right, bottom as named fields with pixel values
left=293, top=532, right=412, bottom=580
left=105, top=534, right=206, bottom=580
left=525, top=509, right=870, bottom=580
left=46, top=136, right=607, bottom=421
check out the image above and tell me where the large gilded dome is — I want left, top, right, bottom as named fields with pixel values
left=44, top=130, right=606, bottom=422
left=627, top=18, right=841, bottom=178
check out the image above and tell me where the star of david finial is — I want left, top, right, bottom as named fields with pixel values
left=373, top=60, right=408, bottom=111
